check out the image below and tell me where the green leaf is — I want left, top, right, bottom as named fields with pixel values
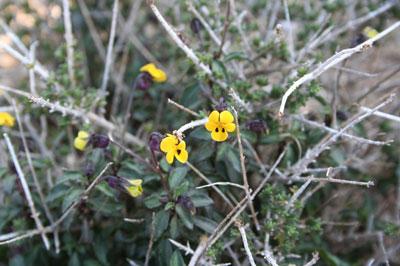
left=189, top=192, right=214, bottom=207
left=57, top=171, right=83, bottom=184
left=46, top=184, right=70, bottom=203
left=155, top=210, right=170, bottom=239
left=175, top=205, right=193, bottom=230
left=144, top=194, right=162, bottom=209
left=224, top=51, right=247, bottom=62
left=193, top=216, right=218, bottom=234
left=169, top=250, right=186, bottom=266
left=169, top=215, right=179, bottom=238
left=259, top=134, right=282, bottom=144
left=169, top=167, right=188, bottom=188
left=62, top=188, right=83, bottom=212
left=173, top=181, right=190, bottom=198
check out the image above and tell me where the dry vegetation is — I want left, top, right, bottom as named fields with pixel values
left=0, top=0, right=400, bottom=265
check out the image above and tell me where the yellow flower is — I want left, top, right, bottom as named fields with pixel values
left=0, top=112, right=15, bottom=127
left=74, top=130, right=89, bottom=151
left=160, top=134, right=188, bottom=164
left=140, top=63, right=167, bottom=83
left=363, top=26, right=378, bottom=39
left=125, top=179, right=143, bottom=197
left=205, top=110, right=236, bottom=142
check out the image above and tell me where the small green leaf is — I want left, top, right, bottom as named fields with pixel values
left=169, top=250, right=186, bottom=266
left=175, top=205, right=193, bottom=230
left=169, top=167, right=188, bottom=188
left=193, top=216, right=218, bottom=234
left=169, top=215, right=179, bottom=238
left=144, top=194, right=162, bottom=209
left=155, top=210, right=170, bottom=239
left=62, top=189, right=83, bottom=212
left=173, top=181, right=190, bottom=198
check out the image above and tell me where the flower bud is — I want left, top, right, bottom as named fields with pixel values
left=190, top=18, right=202, bottom=34
left=84, top=162, right=95, bottom=177
left=90, top=134, right=110, bottom=149
left=177, top=195, right=196, bottom=215
left=149, top=132, right=163, bottom=152
left=135, top=72, right=153, bottom=91
left=214, top=97, right=228, bottom=112
left=246, top=119, right=268, bottom=133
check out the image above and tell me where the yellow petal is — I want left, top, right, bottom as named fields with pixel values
left=205, top=120, right=217, bottom=132
left=128, top=179, right=143, bottom=186
left=224, top=123, right=236, bottom=132
left=77, top=130, right=89, bottom=139
left=166, top=151, right=175, bottom=164
left=160, top=135, right=177, bottom=153
left=126, top=184, right=143, bottom=197
left=74, top=138, right=88, bottom=151
left=363, top=26, right=378, bottom=39
left=208, top=110, right=220, bottom=123
left=175, top=149, right=188, bottom=164
left=140, top=63, right=167, bottom=83
left=0, top=112, right=15, bottom=127
left=220, top=110, right=234, bottom=124
left=177, top=139, right=186, bottom=150
left=211, top=127, right=228, bottom=142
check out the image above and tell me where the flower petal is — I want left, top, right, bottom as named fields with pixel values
left=166, top=151, right=175, bottom=164
left=208, top=110, right=220, bottom=123
left=128, top=179, right=143, bottom=186
left=160, top=135, right=177, bottom=153
left=126, top=185, right=143, bottom=197
left=211, top=127, right=228, bottom=142
left=205, top=120, right=217, bottom=132
left=220, top=110, right=234, bottom=124
left=0, top=112, right=15, bottom=127
left=224, top=123, right=236, bottom=132
left=139, top=63, right=167, bottom=83
left=177, top=140, right=186, bottom=150
left=175, top=149, right=188, bottom=163
left=77, top=130, right=89, bottom=139
left=74, top=138, right=88, bottom=151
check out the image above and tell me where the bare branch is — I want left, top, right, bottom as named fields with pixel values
left=279, top=21, right=400, bottom=116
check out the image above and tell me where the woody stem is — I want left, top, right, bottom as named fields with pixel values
left=175, top=117, right=208, bottom=136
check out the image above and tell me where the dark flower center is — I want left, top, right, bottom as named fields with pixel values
left=177, top=149, right=181, bottom=155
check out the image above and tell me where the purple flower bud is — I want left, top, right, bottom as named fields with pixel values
left=214, top=97, right=228, bottom=112
left=90, top=134, right=110, bottom=149
left=190, top=18, right=202, bottom=34
left=177, top=195, right=196, bottom=215
left=149, top=132, right=163, bottom=152
left=104, top=175, right=122, bottom=190
left=246, top=119, right=268, bottom=133
left=135, top=72, right=153, bottom=91
left=84, top=162, right=95, bottom=177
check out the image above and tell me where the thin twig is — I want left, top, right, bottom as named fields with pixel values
left=233, top=108, right=260, bottom=231
left=0, top=84, right=144, bottom=147
left=360, top=106, right=400, bottom=123
left=191, top=148, right=287, bottom=264
left=279, top=21, right=400, bottom=116
left=187, top=162, right=234, bottom=208
left=62, top=0, right=76, bottom=88
left=12, top=100, right=60, bottom=251
left=167, top=98, right=200, bottom=117
left=144, top=212, right=156, bottom=266
left=175, top=117, right=208, bottom=137
left=236, top=221, right=256, bottom=266
left=293, top=175, right=374, bottom=187
left=196, top=182, right=245, bottom=190
left=3, top=133, right=50, bottom=250
left=100, top=0, right=119, bottom=93
left=292, top=115, right=392, bottom=145
left=0, top=163, right=113, bottom=246
left=303, top=252, right=319, bottom=266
